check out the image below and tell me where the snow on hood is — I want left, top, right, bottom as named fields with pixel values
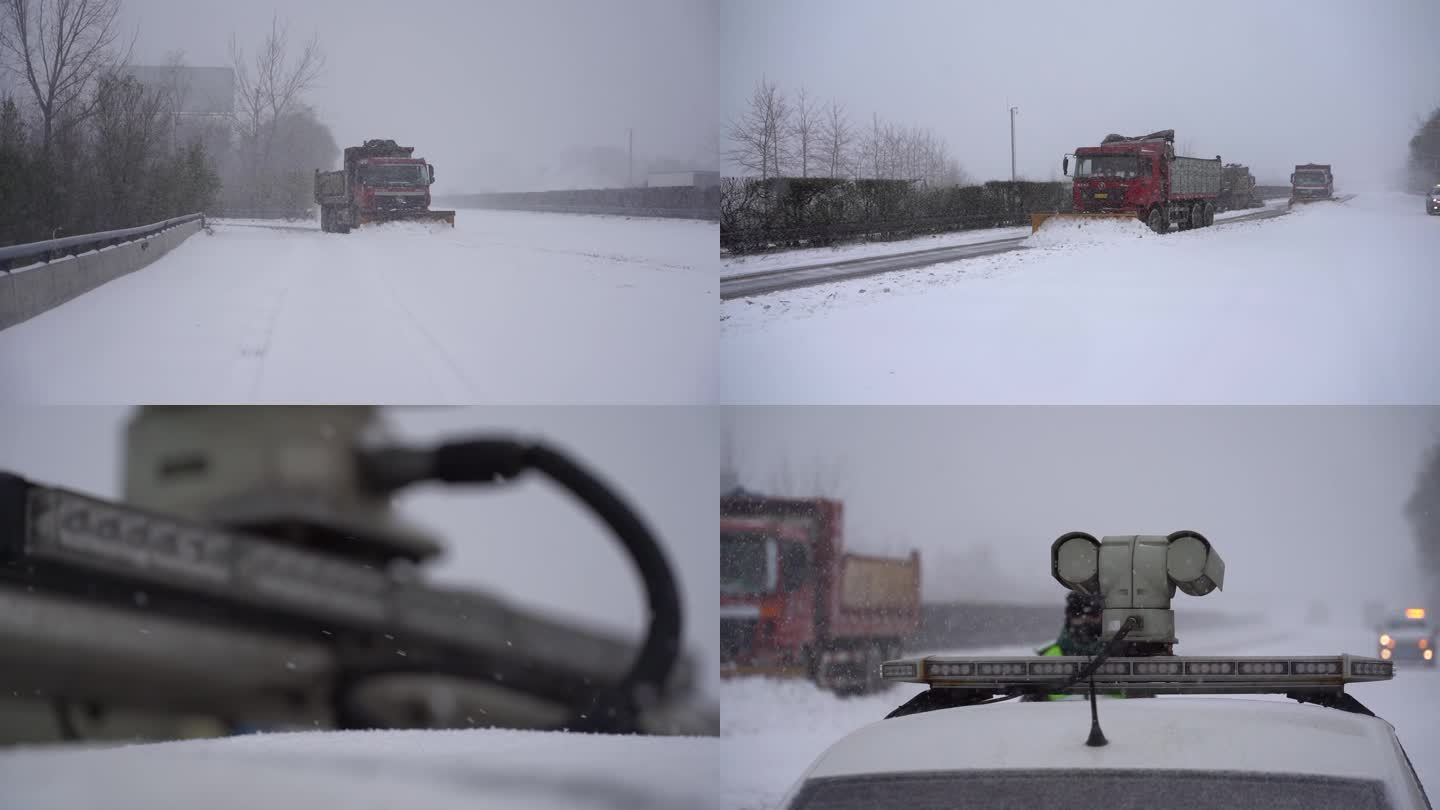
left=0, top=727, right=719, bottom=810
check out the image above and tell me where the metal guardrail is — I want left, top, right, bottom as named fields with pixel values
left=0, top=213, right=205, bottom=273
left=721, top=210, right=1036, bottom=253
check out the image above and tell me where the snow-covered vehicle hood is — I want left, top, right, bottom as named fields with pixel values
left=0, top=728, right=719, bottom=810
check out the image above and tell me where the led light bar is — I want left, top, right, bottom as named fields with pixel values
left=6, top=482, right=394, bottom=624
left=880, top=654, right=1393, bottom=695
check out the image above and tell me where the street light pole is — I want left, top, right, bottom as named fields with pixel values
left=1009, top=106, right=1019, bottom=183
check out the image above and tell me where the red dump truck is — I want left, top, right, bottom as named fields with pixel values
left=720, top=490, right=921, bottom=695
left=1042, top=129, right=1223, bottom=234
left=314, top=139, right=456, bottom=233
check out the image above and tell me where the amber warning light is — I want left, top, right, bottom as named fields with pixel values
left=1407, top=608, right=1427, bottom=620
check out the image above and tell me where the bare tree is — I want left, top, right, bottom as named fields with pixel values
left=791, top=86, right=818, bottom=178
left=820, top=99, right=852, bottom=179
left=229, top=16, right=324, bottom=210
left=89, top=71, right=166, bottom=220
left=724, top=77, right=791, bottom=180
left=0, top=0, right=126, bottom=153
left=861, top=112, right=882, bottom=179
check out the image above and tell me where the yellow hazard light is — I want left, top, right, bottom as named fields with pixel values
left=1380, top=634, right=1393, bottom=647
left=1406, top=608, right=1426, bottom=620
left=1421, top=638, right=1430, bottom=650
left=1426, top=650, right=1434, bottom=661
left=1381, top=648, right=1392, bottom=660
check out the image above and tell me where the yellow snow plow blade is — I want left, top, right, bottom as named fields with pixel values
left=1030, top=212, right=1137, bottom=233
left=361, top=209, right=457, bottom=227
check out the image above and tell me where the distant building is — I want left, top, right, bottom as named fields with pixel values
left=646, top=170, right=720, bottom=189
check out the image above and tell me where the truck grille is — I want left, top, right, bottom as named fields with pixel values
left=374, top=194, right=428, bottom=212
left=721, top=618, right=758, bottom=660
left=1079, top=188, right=1126, bottom=211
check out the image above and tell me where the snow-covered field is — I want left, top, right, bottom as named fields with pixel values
left=721, top=620, right=1440, bottom=810
left=0, top=727, right=719, bottom=810
left=0, top=210, right=717, bottom=404
left=721, top=192, right=1440, bottom=403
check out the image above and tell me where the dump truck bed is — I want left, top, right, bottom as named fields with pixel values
left=1171, top=157, right=1223, bottom=199
left=833, top=552, right=921, bottom=639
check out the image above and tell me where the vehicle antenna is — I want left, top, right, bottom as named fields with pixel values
left=1085, top=675, right=1107, bottom=747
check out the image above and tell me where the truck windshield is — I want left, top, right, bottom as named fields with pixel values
left=722, top=531, right=777, bottom=595
left=359, top=164, right=426, bottom=186
left=1294, top=172, right=1328, bottom=184
left=1074, top=156, right=1143, bottom=179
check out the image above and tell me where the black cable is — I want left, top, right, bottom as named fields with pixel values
left=1041, top=615, right=1140, bottom=696
left=52, top=699, right=81, bottom=741
left=351, top=438, right=683, bottom=734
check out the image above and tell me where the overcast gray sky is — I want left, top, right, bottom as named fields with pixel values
left=722, top=0, right=1440, bottom=187
left=727, top=406, right=1440, bottom=622
left=114, top=0, right=717, bottom=192
left=0, top=406, right=719, bottom=697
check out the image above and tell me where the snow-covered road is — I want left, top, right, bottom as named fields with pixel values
left=720, top=620, right=1440, bottom=810
left=721, top=193, right=1440, bottom=403
left=0, top=727, right=719, bottom=810
left=0, top=211, right=717, bottom=404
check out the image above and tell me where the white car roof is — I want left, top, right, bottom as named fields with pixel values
left=798, top=697, right=1408, bottom=782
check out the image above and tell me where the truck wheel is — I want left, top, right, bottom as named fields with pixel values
left=1147, top=207, right=1167, bottom=234
left=320, top=206, right=332, bottom=233
left=337, top=207, right=353, bottom=235
left=1204, top=203, right=1216, bottom=227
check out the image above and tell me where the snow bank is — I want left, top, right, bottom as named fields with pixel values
left=723, top=192, right=1440, bottom=403
left=0, top=727, right=719, bottom=810
left=722, top=226, right=1032, bottom=279
left=0, top=210, right=717, bottom=404
left=1022, top=215, right=1153, bottom=249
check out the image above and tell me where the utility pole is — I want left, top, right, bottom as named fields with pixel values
left=1009, top=106, right=1019, bottom=183
left=628, top=128, right=634, bottom=188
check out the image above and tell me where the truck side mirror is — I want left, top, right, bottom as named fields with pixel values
left=428, top=165, right=435, bottom=185
left=1290, top=174, right=1296, bottom=184
left=1062, top=156, right=1069, bottom=176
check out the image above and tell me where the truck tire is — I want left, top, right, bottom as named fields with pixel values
left=1147, top=207, right=1167, bottom=234
left=1204, top=203, right=1216, bottom=227
left=337, top=206, right=353, bottom=235
left=320, top=206, right=332, bottom=233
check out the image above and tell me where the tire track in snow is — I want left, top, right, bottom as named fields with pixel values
left=362, top=257, right=479, bottom=398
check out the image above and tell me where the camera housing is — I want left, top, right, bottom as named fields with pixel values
left=1052, top=530, right=1225, bottom=646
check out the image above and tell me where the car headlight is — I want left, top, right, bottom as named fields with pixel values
left=1380, top=633, right=1393, bottom=647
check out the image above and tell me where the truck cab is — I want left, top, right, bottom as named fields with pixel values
left=1290, top=163, right=1334, bottom=203
left=720, top=504, right=827, bottom=679
left=720, top=491, right=921, bottom=695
